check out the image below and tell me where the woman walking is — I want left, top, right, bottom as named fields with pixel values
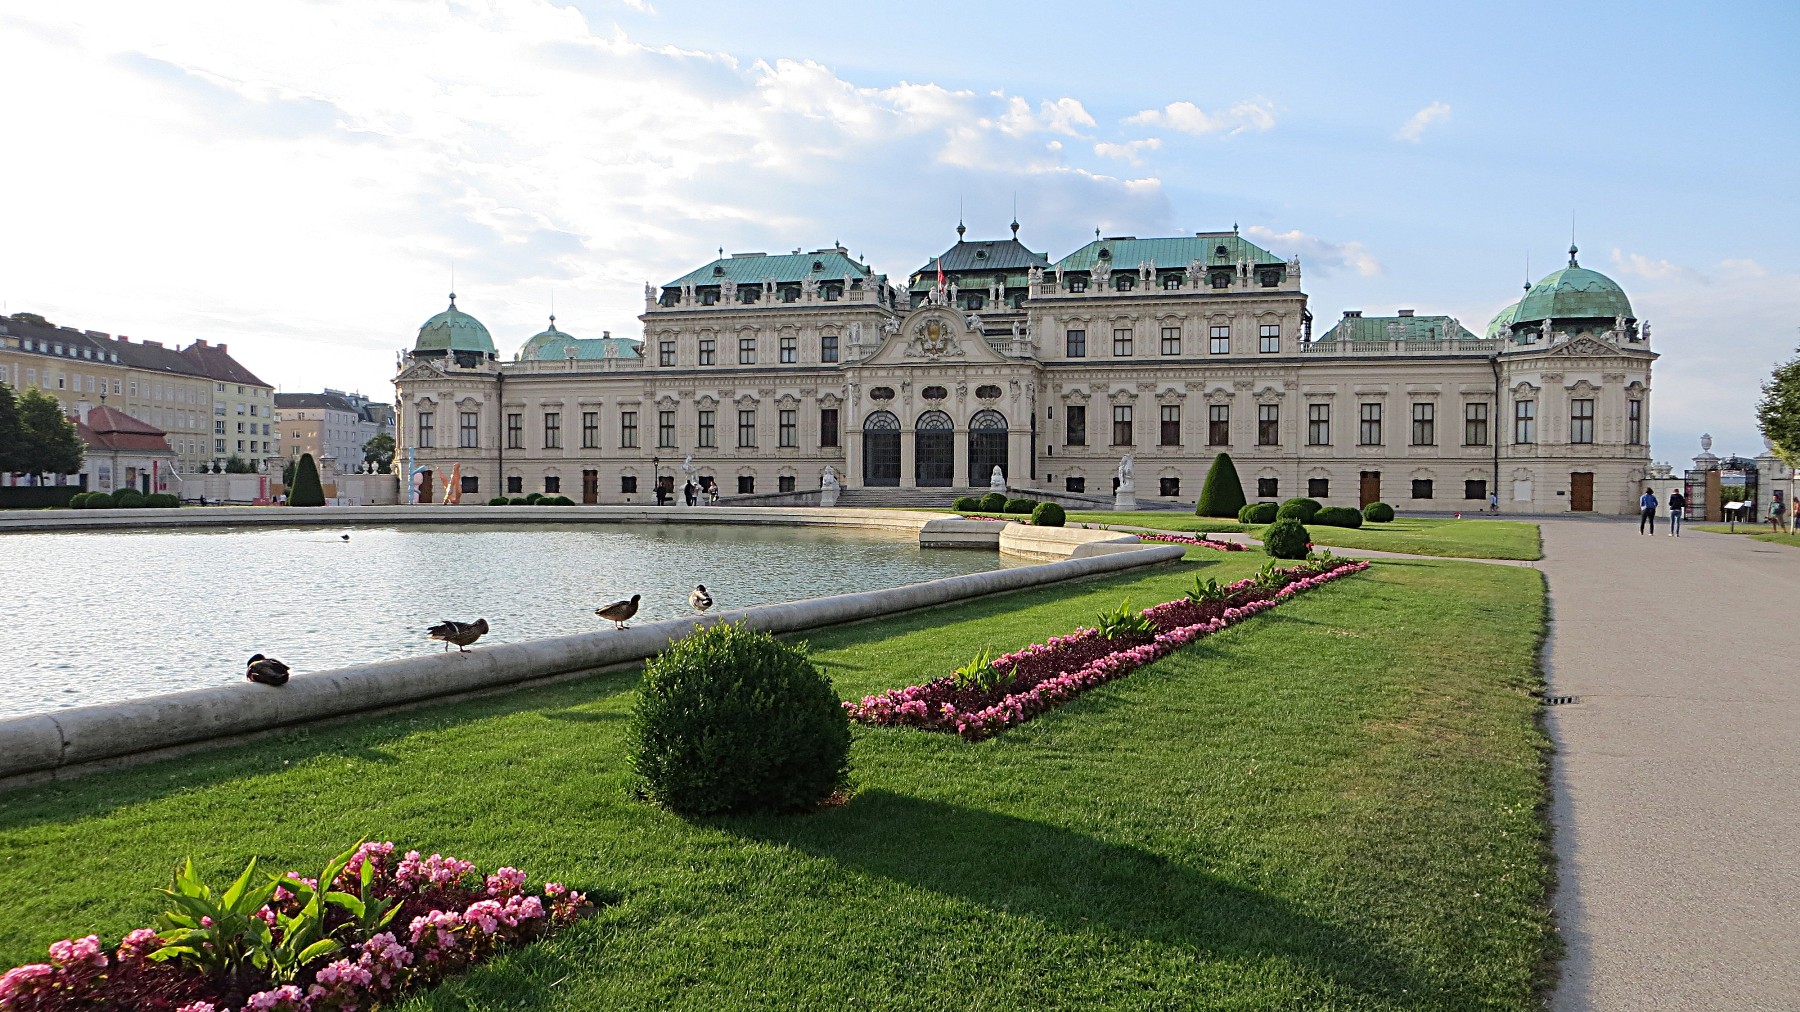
left=1639, top=488, right=1658, bottom=535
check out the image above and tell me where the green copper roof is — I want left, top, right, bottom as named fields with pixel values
left=1316, top=312, right=1481, bottom=343
left=1484, top=300, right=1521, bottom=341
left=1054, top=232, right=1284, bottom=273
left=516, top=317, right=570, bottom=359
left=414, top=296, right=496, bottom=354
left=516, top=328, right=642, bottom=362
left=663, top=248, right=878, bottom=290
left=1515, top=248, right=1632, bottom=323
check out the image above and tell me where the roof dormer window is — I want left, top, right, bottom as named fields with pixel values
left=1215, top=245, right=1228, bottom=258
left=974, top=249, right=988, bottom=260
left=812, top=260, right=823, bottom=272
left=1097, top=247, right=1111, bottom=260
left=712, top=265, right=725, bottom=277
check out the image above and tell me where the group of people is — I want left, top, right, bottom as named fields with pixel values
left=1638, top=487, right=1790, bottom=536
left=682, top=477, right=719, bottom=506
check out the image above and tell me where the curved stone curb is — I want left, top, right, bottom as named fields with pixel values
left=0, top=543, right=1185, bottom=785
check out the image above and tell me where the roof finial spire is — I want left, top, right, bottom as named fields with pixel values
left=1524, top=252, right=1532, bottom=292
left=1010, top=191, right=1019, bottom=238
left=449, top=260, right=456, bottom=306
left=956, top=195, right=965, bottom=239
left=1095, top=226, right=1101, bottom=239
left=1569, top=210, right=1578, bottom=265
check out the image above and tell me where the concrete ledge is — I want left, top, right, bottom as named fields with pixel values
left=0, top=542, right=1185, bottom=786
left=917, top=518, right=1003, bottom=549
left=0, top=504, right=940, bottom=535
left=999, top=522, right=1142, bottom=560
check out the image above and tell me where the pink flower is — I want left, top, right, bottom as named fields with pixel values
left=245, top=984, right=308, bottom=1010
left=48, top=934, right=107, bottom=969
left=175, top=1003, right=219, bottom=1012
left=0, top=964, right=55, bottom=1000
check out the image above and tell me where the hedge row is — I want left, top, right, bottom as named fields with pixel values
left=69, top=490, right=179, bottom=509
left=487, top=494, right=577, bottom=506
left=950, top=494, right=1066, bottom=527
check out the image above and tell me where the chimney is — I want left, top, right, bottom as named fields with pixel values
left=1343, top=310, right=1362, bottom=318
left=217, top=343, right=227, bottom=352
left=1397, top=308, right=1415, bottom=317
left=194, top=339, right=208, bottom=347
left=143, top=340, right=162, bottom=348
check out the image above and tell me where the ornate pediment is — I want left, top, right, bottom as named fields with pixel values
left=395, top=360, right=447, bottom=384
left=856, top=307, right=1009, bottom=367
left=1544, top=335, right=1622, bottom=359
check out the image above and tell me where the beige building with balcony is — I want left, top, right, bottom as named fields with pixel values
left=393, top=227, right=1655, bottom=514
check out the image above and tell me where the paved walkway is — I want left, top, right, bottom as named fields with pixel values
left=1540, top=520, right=1799, bottom=1010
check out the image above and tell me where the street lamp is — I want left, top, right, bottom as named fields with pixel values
left=652, top=455, right=661, bottom=505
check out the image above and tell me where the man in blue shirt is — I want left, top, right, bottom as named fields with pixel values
left=1639, top=488, right=1658, bottom=535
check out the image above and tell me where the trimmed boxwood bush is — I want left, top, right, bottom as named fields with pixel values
left=111, top=489, right=145, bottom=509
left=1275, top=501, right=1311, bottom=522
left=488, top=496, right=510, bottom=505
left=1314, top=505, right=1364, bottom=528
left=1031, top=501, right=1066, bottom=527
left=978, top=491, right=1008, bottom=512
left=1239, top=501, right=1278, bottom=524
left=289, top=452, right=326, bottom=507
left=525, top=492, right=545, bottom=504
left=1004, top=497, right=1037, bottom=515
left=952, top=496, right=980, bottom=512
left=550, top=495, right=575, bottom=505
left=1196, top=453, right=1247, bottom=517
left=145, top=493, right=179, bottom=508
left=629, top=622, right=851, bottom=815
left=1364, top=501, right=1396, bottom=523
left=68, top=492, right=98, bottom=509
left=1263, top=518, right=1311, bottom=559
left=1281, top=497, right=1323, bottom=523
left=509, top=497, right=530, bottom=505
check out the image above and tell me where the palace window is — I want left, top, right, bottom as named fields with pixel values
left=737, top=476, right=755, bottom=494
left=1068, top=277, right=1087, bottom=293
left=620, top=410, right=639, bottom=448
left=1514, top=400, right=1536, bottom=444
left=1113, top=329, right=1133, bottom=356
left=778, top=475, right=796, bottom=493
left=697, top=409, right=716, bottom=448
left=1208, top=404, right=1229, bottom=445
left=821, top=334, right=838, bottom=363
left=1209, top=326, right=1230, bottom=354
left=461, top=476, right=479, bottom=495
left=1465, top=479, right=1487, bottom=500
left=780, top=335, right=797, bottom=364
left=738, top=337, right=756, bottom=365
left=1308, top=403, right=1330, bottom=445
left=1161, top=326, right=1181, bottom=355
left=1065, top=476, right=1085, bottom=493
left=1308, top=477, right=1329, bottom=498
left=506, top=413, right=522, bottom=449
left=820, top=408, right=839, bottom=447
left=657, top=410, right=676, bottom=448
left=1065, top=404, right=1086, bottom=446
left=1570, top=398, right=1595, bottom=444
left=1412, top=479, right=1434, bottom=500
left=1257, top=477, right=1279, bottom=498
left=738, top=409, right=756, bottom=448
left=698, top=338, right=716, bottom=366
left=543, top=412, right=561, bottom=449
left=417, top=411, right=434, bottom=448
left=1211, top=272, right=1230, bottom=289
left=1159, top=477, right=1180, bottom=496
left=458, top=411, right=479, bottom=449
left=544, top=476, right=560, bottom=494
left=1628, top=399, right=1642, bottom=444
left=1359, top=403, right=1383, bottom=445
left=659, top=341, right=675, bottom=367
left=1160, top=405, right=1181, bottom=446
left=621, top=475, right=637, bottom=494
left=1066, top=329, right=1087, bottom=357
left=1465, top=403, right=1489, bottom=446
left=1162, top=274, right=1182, bottom=291
left=1259, top=324, right=1280, bottom=353
left=1257, top=404, right=1279, bottom=446
left=507, top=476, right=523, bottom=494
left=582, top=411, right=598, bottom=448
left=1112, top=405, right=1133, bottom=446
left=779, top=409, right=797, bottom=448
left=1411, top=403, right=1435, bottom=446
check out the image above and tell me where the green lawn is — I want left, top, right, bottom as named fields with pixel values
left=1691, top=523, right=1800, bottom=547
left=0, top=552, right=1554, bottom=1010
left=1040, top=512, right=1544, bottom=561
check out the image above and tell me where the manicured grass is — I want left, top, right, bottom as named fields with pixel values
left=0, top=553, right=1554, bottom=1010
left=1045, top=511, right=1544, bottom=560
left=1691, top=524, right=1800, bottom=547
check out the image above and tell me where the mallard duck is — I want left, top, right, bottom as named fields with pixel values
left=246, top=654, right=291, bottom=686
left=596, top=594, right=641, bottom=629
left=428, top=618, right=489, bottom=652
left=689, top=584, right=713, bottom=613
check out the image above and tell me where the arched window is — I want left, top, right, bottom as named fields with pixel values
left=863, top=410, right=901, bottom=431
left=915, top=410, right=954, bottom=487
left=968, top=410, right=1008, bottom=488
left=862, top=410, right=901, bottom=487
left=916, top=410, right=953, bottom=430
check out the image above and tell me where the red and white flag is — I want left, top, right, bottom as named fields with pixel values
left=935, top=257, right=945, bottom=290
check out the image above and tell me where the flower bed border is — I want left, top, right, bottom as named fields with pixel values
left=846, top=560, right=1369, bottom=740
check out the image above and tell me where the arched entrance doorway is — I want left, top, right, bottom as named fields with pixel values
left=915, top=410, right=954, bottom=487
left=969, top=409, right=1008, bottom=487
left=862, top=410, right=901, bottom=487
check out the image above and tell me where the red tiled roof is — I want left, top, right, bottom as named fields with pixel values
left=180, top=340, right=271, bottom=387
left=75, top=406, right=176, bottom=454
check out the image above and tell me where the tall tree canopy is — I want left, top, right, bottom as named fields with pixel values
left=1757, top=346, right=1800, bottom=468
left=12, top=388, right=84, bottom=478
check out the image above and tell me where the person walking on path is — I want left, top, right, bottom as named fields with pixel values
left=1639, top=488, right=1659, bottom=535
left=1668, top=488, right=1686, bottom=537
left=683, top=479, right=697, bottom=506
left=1489, top=491, right=1500, bottom=513
left=1770, top=490, right=1786, bottom=533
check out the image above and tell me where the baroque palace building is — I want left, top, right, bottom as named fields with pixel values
left=393, top=224, right=1656, bottom=514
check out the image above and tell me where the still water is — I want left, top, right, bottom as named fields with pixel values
left=1, top=522, right=1012, bottom=717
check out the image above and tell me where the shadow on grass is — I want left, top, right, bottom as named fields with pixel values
left=716, top=788, right=1427, bottom=1004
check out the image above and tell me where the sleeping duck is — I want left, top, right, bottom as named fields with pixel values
left=246, top=654, right=291, bottom=686
left=596, top=594, right=641, bottom=629
left=689, top=584, right=713, bottom=613
left=428, top=618, right=489, bottom=652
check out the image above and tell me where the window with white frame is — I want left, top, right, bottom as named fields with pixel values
left=1259, top=324, right=1280, bottom=353
left=1307, top=403, right=1330, bottom=445
left=1209, top=325, right=1230, bottom=354
left=1160, top=326, right=1181, bottom=355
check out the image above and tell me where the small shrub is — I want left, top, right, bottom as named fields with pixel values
left=1004, top=497, right=1037, bottom=515
left=1275, top=501, right=1311, bottom=522
left=510, top=497, right=531, bottom=506
left=629, top=622, right=851, bottom=815
left=1364, top=501, right=1396, bottom=523
left=145, top=493, right=180, bottom=508
left=952, top=496, right=980, bottom=512
left=1195, top=453, right=1247, bottom=517
left=525, top=492, right=545, bottom=504
left=951, top=647, right=1013, bottom=693
left=68, top=492, right=98, bottom=509
left=1241, top=501, right=1278, bottom=524
left=978, top=492, right=1008, bottom=512
left=1314, top=506, right=1364, bottom=529
left=1263, top=518, right=1310, bottom=559
left=112, top=489, right=145, bottom=509
left=1184, top=576, right=1228, bottom=604
left=1030, top=501, right=1066, bottom=527
left=488, top=496, right=510, bottom=506
left=550, top=495, right=575, bottom=505
left=1281, top=497, right=1323, bottom=523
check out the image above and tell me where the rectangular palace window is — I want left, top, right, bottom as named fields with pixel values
left=543, top=412, right=561, bottom=449
left=459, top=411, right=479, bottom=449
left=1208, top=404, right=1229, bottom=445
left=1159, top=405, right=1181, bottom=446
left=657, top=410, right=675, bottom=448
left=1257, top=477, right=1279, bottom=498
left=1465, top=479, right=1487, bottom=500
left=1113, top=329, right=1133, bottom=356
left=658, top=341, right=675, bottom=367
left=1259, top=324, right=1280, bottom=353
left=1628, top=399, right=1642, bottom=444
left=1257, top=404, right=1279, bottom=446
left=1514, top=400, right=1535, bottom=444
left=697, top=410, right=716, bottom=448
left=1411, top=403, right=1435, bottom=446
left=738, top=409, right=756, bottom=448
left=780, top=335, right=797, bottom=364
left=738, top=337, right=755, bottom=365
left=620, top=410, right=638, bottom=448
left=778, top=409, right=797, bottom=448
left=1111, top=405, right=1133, bottom=446
left=1359, top=403, right=1382, bottom=445
left=1161, top=326, right=1181, bottom=355
left=1571, top=398, right=1595, bottom=444
left=1412, top=479, right=1434, bottom=499
left=1308, top=477, right=1329, bottom=498
left=1066, top=329, right=1087, bottom=357
left=820, top=408, right=839, bottom=447
left=1465, top=402, right=1489, bottom=446
left=737, top=476, right=755, bottom=494
left=1065, top=405, right=1086, bottom=446
left=698, top=339, right=715, bottom=366
left=1308, top=403, right=1330, bottom=445
left=1209, top=325, right=1230, bottom=354
left=1159, top=477, right=1180, bottom=496
left=821, top=334, right=838, bottom=363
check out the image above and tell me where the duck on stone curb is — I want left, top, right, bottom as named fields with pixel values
left=689, top=584, right=713, bottom=613
left=596, top=594, right=641, bottom=629
left=246, top=654, right=291, bottom=686
left=428, top=618, right=489, bottom=652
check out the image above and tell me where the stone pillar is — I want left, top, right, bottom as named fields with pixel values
left=952, top=429, right=970, bottom=488
left=899, top=429, right=916, bottom=487
left=1008, top=429, right=1030, bottom=489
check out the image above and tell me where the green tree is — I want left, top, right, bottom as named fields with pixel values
left=1757, top=346, right=1800, bottom=468
left=15, top=388, right=84, bottom=479
left=362, top=432, right=395, bottom=473
left=288, top=452, right=326, bottom=507
left=224, top=454, right=256, bottom=474
left=0, top=384, right=21, bottom=475
left=282, top=457, right=298, bottom=488
left=1195, top=452, right=1247, bottom=517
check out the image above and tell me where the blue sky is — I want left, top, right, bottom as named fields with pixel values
left=2, top=0, right=1795, bottom=467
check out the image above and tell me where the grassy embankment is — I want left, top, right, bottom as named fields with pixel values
left=952, top=511, right=1544, bottom=561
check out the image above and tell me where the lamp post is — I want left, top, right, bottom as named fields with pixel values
left=652, top=455, right=662, bottom=505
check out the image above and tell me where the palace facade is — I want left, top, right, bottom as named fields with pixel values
left=393, top=225, right=1656, bottom=514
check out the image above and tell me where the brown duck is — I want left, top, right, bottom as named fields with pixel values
left=245, top=654, right=291, bottom=686
left=428, top=618, right=489, bottom=652
left=596, top=594, right=641, bottom=629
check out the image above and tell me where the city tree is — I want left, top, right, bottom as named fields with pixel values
left=1757, top=346, right=1800, bottom=468
left=0, top=383, right=21, bottom=475
left=13, top=387, right=85, bottom=480
left=363, top=432, right=395, bottom=473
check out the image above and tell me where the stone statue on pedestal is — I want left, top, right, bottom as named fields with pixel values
left=1114, top=454, right=1137, bottom=511
left=990, top=466, right=1006, bottom=492
left=820, top=465, right=841, bottom=507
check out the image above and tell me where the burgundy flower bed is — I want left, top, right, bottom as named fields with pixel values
left=0, top=843, right=591, bottom=1012
left=845, top=559, right=1369, bottom=741
left=1129, top=531, right=1248, bottom=551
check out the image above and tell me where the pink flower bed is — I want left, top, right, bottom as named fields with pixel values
left=1129, top=531, right=1248, bottom=552
left=845, top=559, right=1370, bottom=741
left=0, top=843, right=590, bottom=1012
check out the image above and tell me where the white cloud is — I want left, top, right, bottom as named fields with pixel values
left=617, top=0, right=656, bottom=12
left=1395, top=101, right=1451, bottom=142
left=1092, top=137, right=1161, bottom=164
left=1124, top=98, right=1275, bottom=136
left=1244, top=226, right=1382, bottom=276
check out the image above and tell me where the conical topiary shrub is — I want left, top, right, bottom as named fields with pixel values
left=289, top=452, right=326, bottom=507
left=1195, top=453, right=1247, bottom=517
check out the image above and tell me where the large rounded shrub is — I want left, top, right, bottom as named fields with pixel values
left=1195, top=453, right=1247, bottom=517
left=1031, top=501, right=1066, bottom=527
left=1240, top=501, right=1278, bottom=524
left=978, top=491, right=1008, bottom=512
left=1004, top=497, right=1037, bottom=515
left=68, top=492, right=97, bottom=509
left=1281, top=497, right=1323, bottom=523
left=488, top=496, right=510, bottom=506
left=525, top=492, right=545, bottom=504
left=112, top=489, right=145, bottom=509
left=145, top=493, right=180, bottom=508
left=629, top=622, right=851, bottom=815
left=1262, top=518, right=1310, bottom=559
left=509, top=497, right=530, bottom=506
left=549, top=495, right=575, bottom=505
left=1275, top=501, right=1311, bottom=522
left=1363, top=501, right=1396, bottom=523
left=1314, top=506, right=1364, bottom=529
left=952, top=496, right=980, bottom=512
